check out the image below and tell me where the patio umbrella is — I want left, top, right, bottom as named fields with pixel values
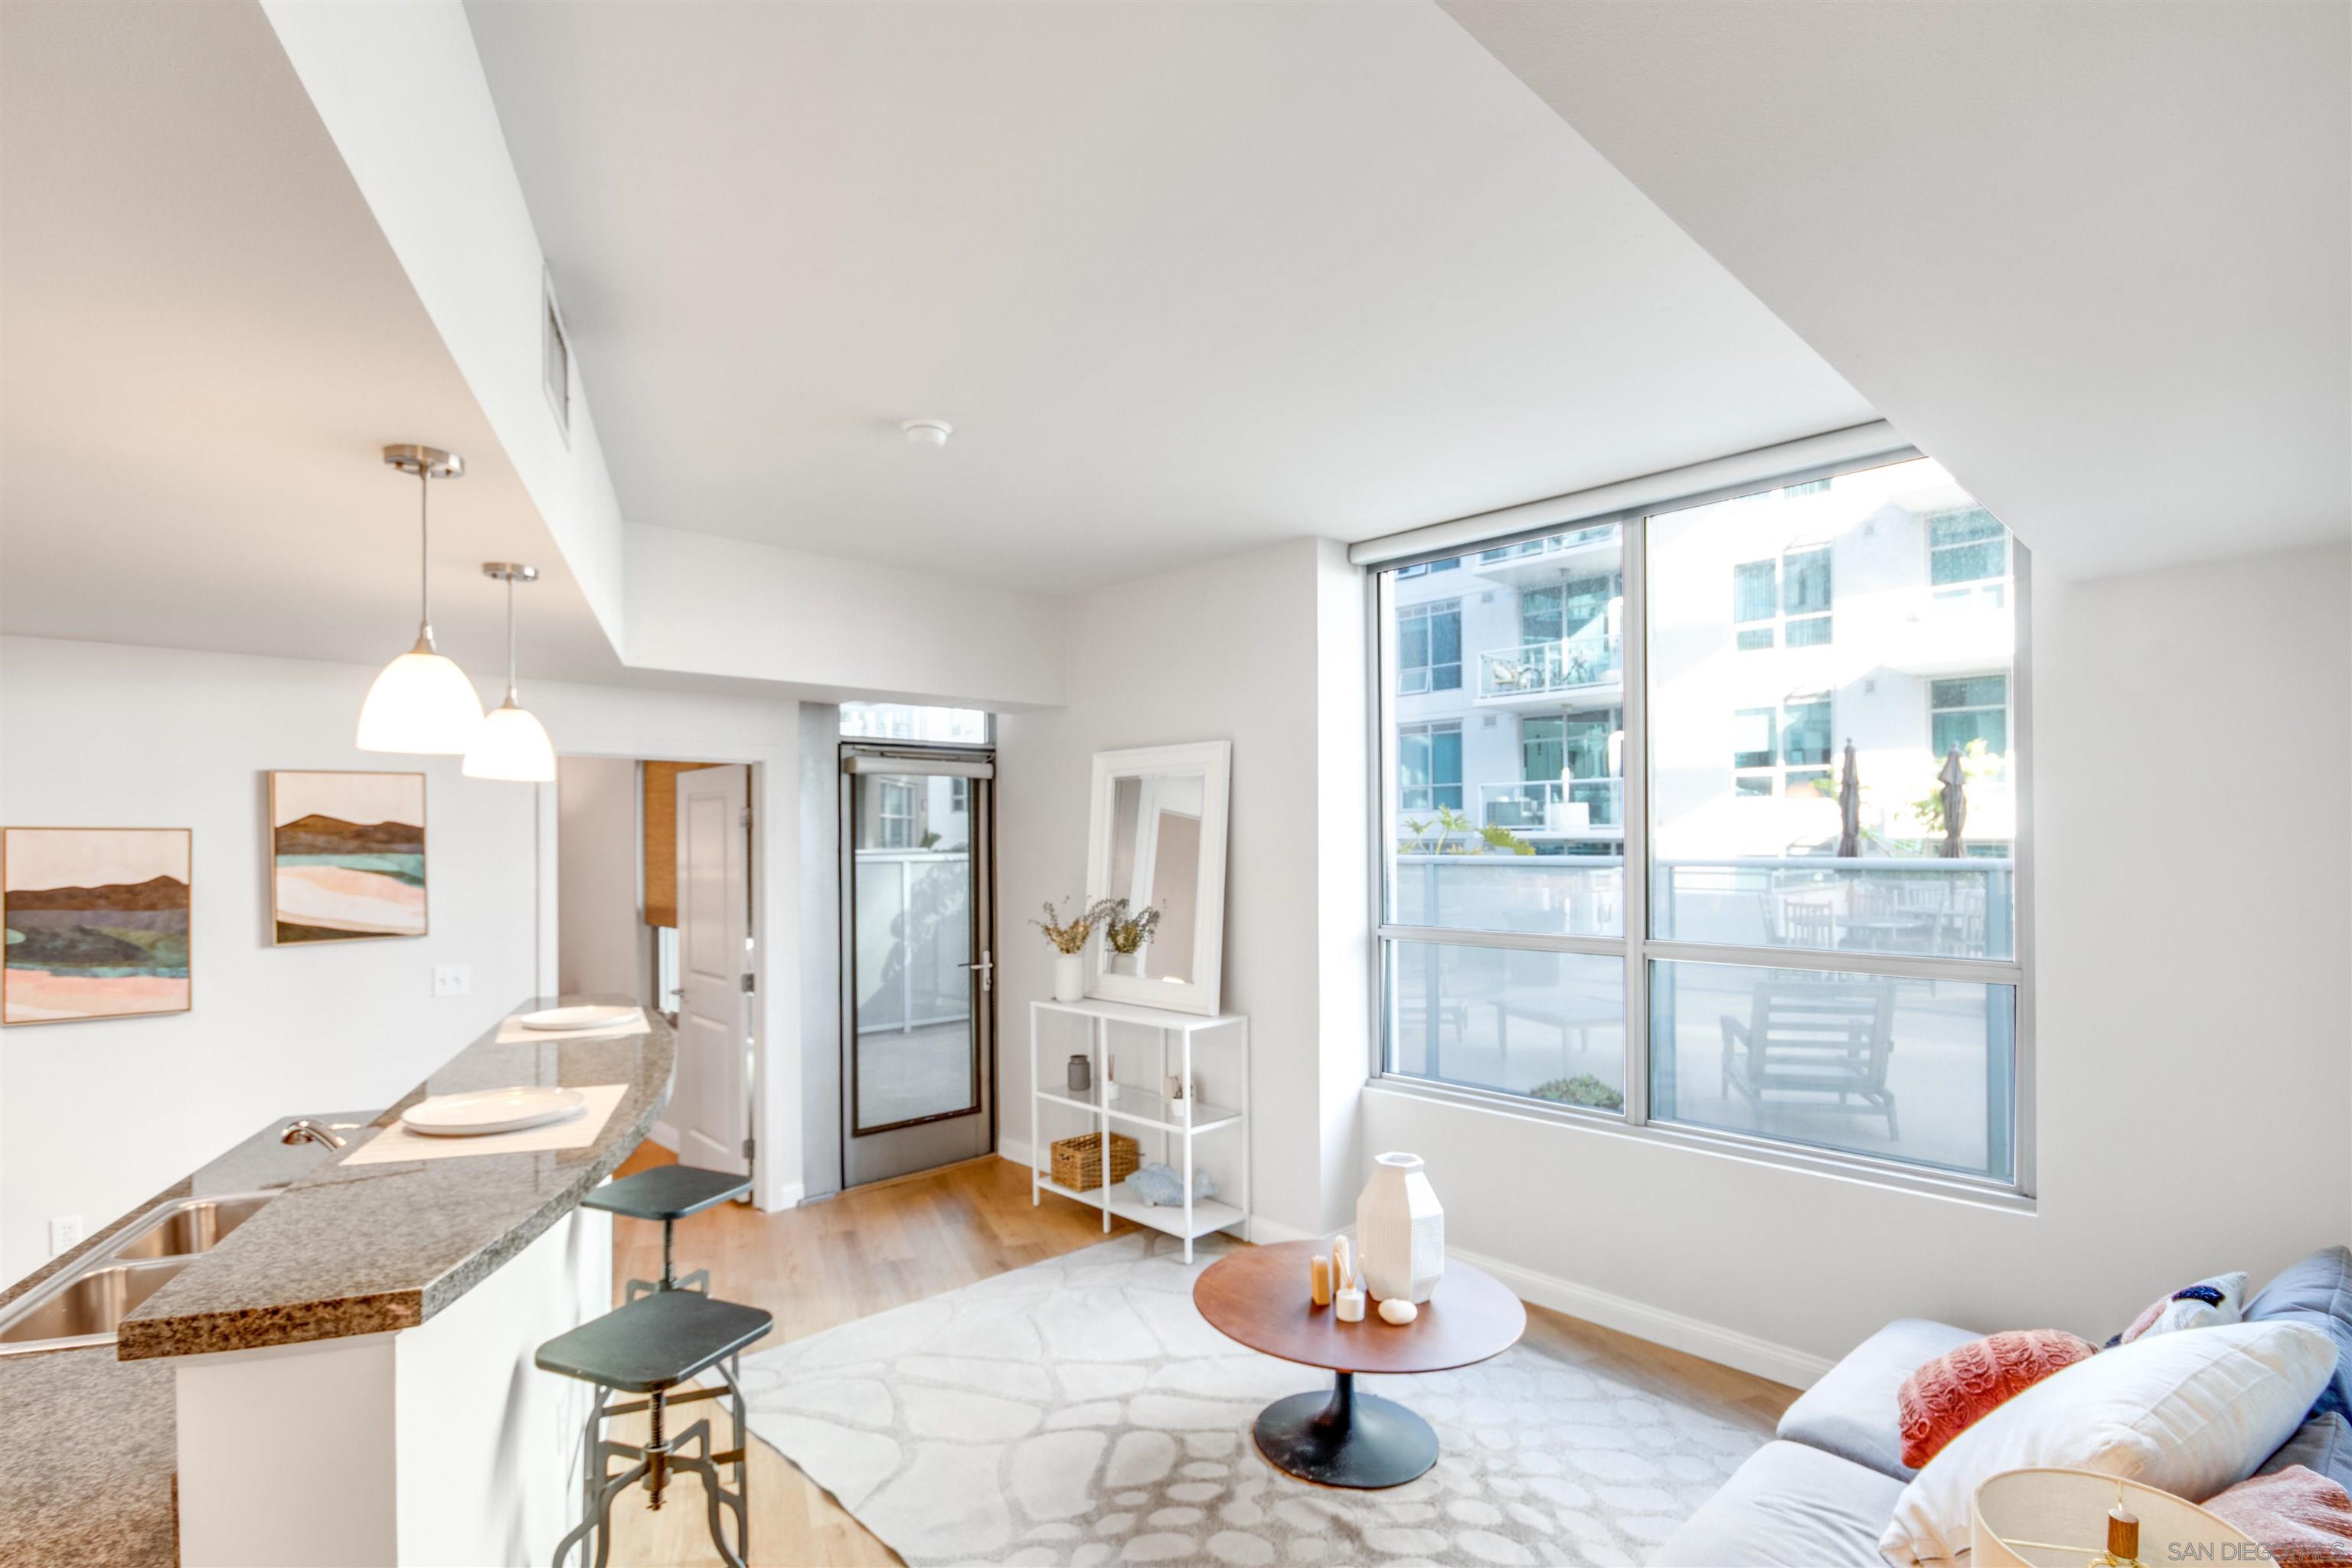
left=1938, top=745, right=1968, bottom=858
left=1836, top=739, right=1861, bottom=858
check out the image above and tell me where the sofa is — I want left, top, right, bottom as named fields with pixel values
left=1655, top=1245, right=2352, bottom=1566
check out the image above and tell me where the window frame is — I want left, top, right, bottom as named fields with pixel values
left=1366, top=448, right=2036, bottom=1204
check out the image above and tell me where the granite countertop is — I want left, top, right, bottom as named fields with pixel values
left=116, top=995, right=673, bottom=1361
left=0, top=1112, right=364, bottom=1568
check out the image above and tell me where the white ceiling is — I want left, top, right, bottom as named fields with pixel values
left=1443, top=0, right=2352, bottom=580
left=0, top=1, right=648, bottom=686
left=465, top=0, right=1874, bottom=595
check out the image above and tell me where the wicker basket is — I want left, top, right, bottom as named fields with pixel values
left=1050, top=1130, right=1140, bottom=1192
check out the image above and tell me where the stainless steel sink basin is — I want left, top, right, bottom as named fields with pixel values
left=0, top=1257, right=191, bottom=1348
left=0, top=1189, right=275, bottom=1355
left=109, top=1193, right=273, bottom=1259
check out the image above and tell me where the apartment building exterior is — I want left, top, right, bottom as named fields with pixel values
left=1390, top=457, right=2017, bottom=869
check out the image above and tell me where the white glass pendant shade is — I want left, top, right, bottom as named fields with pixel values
left=363, top=446, right=479, bottom=754
left=463, top=700, right=556, bottom=782
left=358, top=639, right=485, bottom=754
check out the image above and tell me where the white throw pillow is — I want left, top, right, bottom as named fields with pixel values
left=2121, top=1269, right=2250, bottom=1344
left=1878, top=1318, right=2336, bottom=1567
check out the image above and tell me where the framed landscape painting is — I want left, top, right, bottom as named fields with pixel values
left=3, top=827, right=193, bottom=1025
left=270, top=771, right=426, bottom=944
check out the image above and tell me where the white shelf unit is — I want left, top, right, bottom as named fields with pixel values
left=1028, top=996, right=1249, bottom=1262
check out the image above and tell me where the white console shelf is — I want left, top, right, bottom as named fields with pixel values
left=1028, top=996, right=1249, bottom=1262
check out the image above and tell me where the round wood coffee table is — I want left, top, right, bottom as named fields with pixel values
left=1193, top=1240, right=1525, bottom=1488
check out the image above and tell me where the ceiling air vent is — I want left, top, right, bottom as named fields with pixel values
left=541, top=269, right=570, bottom=446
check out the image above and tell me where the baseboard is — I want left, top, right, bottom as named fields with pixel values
left=1242, top=1214, right=1318, bottom=1246
left=1446, top=1242, right=1834, bottom=1391
left=985, top=1146, right=1818, bottom=1385
left=648, top=1120, right=680, bottom=1154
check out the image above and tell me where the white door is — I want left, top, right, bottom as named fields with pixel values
left=675, top=764, right=750, bottom=1176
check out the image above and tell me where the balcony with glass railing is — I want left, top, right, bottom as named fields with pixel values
left=1476, top=635, right=1624, bottom=705
left=1468, top=522, right=1623, bottom=590
left=1478, top=777, right=1622, bottom=837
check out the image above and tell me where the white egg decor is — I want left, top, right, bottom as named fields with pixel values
left=1377, top=1297, right=1419, bottom=1326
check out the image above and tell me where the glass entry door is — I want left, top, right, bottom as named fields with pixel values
left=840, top=748, right=995, bottom=1187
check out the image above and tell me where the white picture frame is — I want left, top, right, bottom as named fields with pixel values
left=1084, top=740, right=1231, bottom=1016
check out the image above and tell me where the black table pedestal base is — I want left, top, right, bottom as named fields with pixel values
left=1252, top=1371, right=1438, bottom=1489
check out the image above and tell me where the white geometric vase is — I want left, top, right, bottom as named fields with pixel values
left=1355, top=1152, right=1445, bottom=1304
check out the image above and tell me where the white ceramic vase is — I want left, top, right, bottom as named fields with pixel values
left=1355, top=1152, right=1444, bottom=1304
left=1053, top=952, right=1084, bottom=1002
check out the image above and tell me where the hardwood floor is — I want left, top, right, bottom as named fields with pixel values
left=598, top=1145, right=1795, bottom=1567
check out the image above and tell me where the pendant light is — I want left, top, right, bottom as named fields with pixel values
left=462, top=563, right=557, bottom=782
left=358, top=446, right=485, bottom=753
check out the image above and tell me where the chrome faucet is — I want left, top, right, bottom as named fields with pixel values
left=279, top=1119, right=347, bottom=1151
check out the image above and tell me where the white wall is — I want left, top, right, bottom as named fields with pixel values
left=621, top=523, right=1069, bottom=711
left=1365, top=541, right=2352, bottom=1385
left=554, top=756, right=644, bottom=1001
left=995, top=538, right=1369, bottom=1237
left=0, top=635, right=807, bottom=1285
left=0, top=637, right=530, bottom=1285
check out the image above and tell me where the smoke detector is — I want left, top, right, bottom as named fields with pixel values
left=900, top=419, right=953, bottom=448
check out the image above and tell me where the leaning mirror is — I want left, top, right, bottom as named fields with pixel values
left=1085, top=741, right=1231, bottom=1016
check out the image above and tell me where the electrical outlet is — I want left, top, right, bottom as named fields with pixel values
left=432, top=963, right=471, bottom=998
left=49, top=1215, right=83, bottom=1256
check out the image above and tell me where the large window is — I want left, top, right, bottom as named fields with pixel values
left=1377, top=453, right=2027, bottom=1191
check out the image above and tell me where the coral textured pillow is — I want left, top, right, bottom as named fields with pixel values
left=1898, top=1330, right=2098, bottom=1469
left=2203, top=1465, right=2352, bottom=1568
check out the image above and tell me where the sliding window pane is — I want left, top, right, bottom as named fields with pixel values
left=1648, top=456, right=2017, bottom=959
left=1648, top=959, right=2014, bottom=1181
left=1385, top=942, right=1625, bottom=1109
left=1382, top=531, right=1627, bottom=939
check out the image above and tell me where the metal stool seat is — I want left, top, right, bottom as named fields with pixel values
left=583, top=1164, right=751, bottom=1300
left=537, top=1289, right=773, bottom=1568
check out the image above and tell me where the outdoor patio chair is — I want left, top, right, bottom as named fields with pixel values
left=1720, top=980, right=1899, bottom=1138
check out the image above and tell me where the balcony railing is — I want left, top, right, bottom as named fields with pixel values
left=1479, top=777, right=1623, bottom=831
left=1474, top=521, right=1621, bottom=564
left=1477, top=635, right=1623, bottom=701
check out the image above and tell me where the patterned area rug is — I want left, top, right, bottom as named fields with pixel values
left=737, top=1233, right=1761, bottom=1567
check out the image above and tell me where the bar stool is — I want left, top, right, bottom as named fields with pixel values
left=583, top=1164, right=752, bottom=1300
left=538, top=1289, right=773, bottom=1568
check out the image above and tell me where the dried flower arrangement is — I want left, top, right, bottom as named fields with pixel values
left=1031, top=897, right=1118, bottom=954
left=1104, top=900, right=1161, bottom=956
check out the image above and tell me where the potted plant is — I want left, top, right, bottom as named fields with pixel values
left=1102, top=900, right=1161, bottom=977
left=1032, top=897, right=1116, bottom=1001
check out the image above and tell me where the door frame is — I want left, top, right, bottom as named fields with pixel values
left=836, top=741, right=999, bottom=1190
left=539, top=738, right=795, bottom=1213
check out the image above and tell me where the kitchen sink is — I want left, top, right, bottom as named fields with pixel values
left=0, top=1256, right=192, bottom=1348
left=109, top=1193, right=273, bottom=1259
left=0, top=1189, right=275, bottom=1354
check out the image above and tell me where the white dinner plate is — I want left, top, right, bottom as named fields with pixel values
left=400, top=1086, right=588, bottom=1137
left=516, top=1004, right=639, bottom=1033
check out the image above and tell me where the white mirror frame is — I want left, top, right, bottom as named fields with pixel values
left=1084, top=740, right=1231, bottom=1016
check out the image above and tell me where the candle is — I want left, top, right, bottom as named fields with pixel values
left=1311, top=1253, right=1331, bottom=1306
